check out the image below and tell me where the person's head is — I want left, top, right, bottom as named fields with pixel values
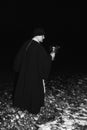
left=34, top=35, right=45, bottom=42
left=33, top=28, right=45, bottom=42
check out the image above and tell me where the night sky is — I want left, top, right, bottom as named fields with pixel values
left=0, top=2, right=82, bottom=77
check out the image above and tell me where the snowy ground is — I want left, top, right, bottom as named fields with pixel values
left=0, top=73, right=87, bottom=130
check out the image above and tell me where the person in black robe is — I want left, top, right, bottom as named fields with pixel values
left=12, top=28, right=56, bottom=114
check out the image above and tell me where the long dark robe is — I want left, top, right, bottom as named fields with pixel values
left=13, top=40, right=51, bottom=114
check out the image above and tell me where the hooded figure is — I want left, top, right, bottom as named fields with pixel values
left=13, top=28, right=52, bottom=114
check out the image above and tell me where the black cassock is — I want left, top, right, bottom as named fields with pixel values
left=13, top=40, right=51, bottom=114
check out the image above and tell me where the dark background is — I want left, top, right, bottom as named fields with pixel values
left=0, top=2, right=82, bottom=82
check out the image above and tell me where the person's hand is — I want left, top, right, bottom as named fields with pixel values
left=50, top=51, right=56, bottom=61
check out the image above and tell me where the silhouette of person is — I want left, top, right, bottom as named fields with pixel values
left=13, top=28, right=56, bottom=114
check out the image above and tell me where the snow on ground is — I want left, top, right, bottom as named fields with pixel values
left=0, top=73, right=87, bottom=129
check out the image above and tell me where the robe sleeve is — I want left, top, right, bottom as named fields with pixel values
left=38, top=45, right=52, bottom=80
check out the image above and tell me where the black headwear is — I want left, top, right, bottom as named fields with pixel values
left=33, top=28, right=45, bottom=37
